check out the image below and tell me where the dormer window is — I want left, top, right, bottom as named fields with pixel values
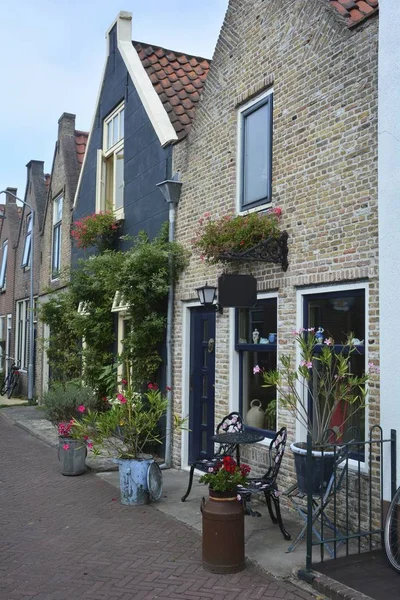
left=21, top=214, right=32, bottom=268
left=96, top=102, right=124, bottom=219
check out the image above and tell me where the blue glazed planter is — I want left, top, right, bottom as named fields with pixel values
left=116, top=457, right=154, bottom=505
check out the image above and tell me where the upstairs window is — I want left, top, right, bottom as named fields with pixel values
left=52, top=195, right=63, bottom=279
left=21, top=214, right=32, bottom=268
left=238, top=90, right=273, bottom=212
left=96, top=103, right=124, bottom=219
left=0, top=240, right=8, bottom=290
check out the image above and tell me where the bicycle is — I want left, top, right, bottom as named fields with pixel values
left=0, top=357, right=21, bottom=399
left=384, top=486, right=400, bottom=573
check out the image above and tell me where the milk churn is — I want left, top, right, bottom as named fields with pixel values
left=201, top=488, right=245, bottom=573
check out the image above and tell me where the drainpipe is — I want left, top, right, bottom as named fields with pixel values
left=156, top=176, right=182, bottom=469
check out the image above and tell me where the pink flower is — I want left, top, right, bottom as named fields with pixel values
left=121, top=379, right=127, bottom=385
left=63, top=443, right=70, bottom=451
left=117, top=393, right=127, bottom=404
left=204, top=211, right=211, bottom=218
left=83, top=435, right=89, bottom=441
left=273, top=207, right=282, bottom=217
left=200, top=254, right=205, bottom=263
left=87, top=442, right=93, bottom=449
left=77, top=405, right=86, bottom=413
left=166, top=386, right=172, bottom=392
left=300, top=360, right=313, bottom=369
left=253, top=365, right=261, bottom=374
left=147, top=383, right=159, bottom=391
left=324, top=338, right=333, bottom=346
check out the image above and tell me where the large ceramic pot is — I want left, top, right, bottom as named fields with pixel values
left=116, top=456, right=163, bottom=506
left=201, top=488, right=245, bottom=574
left=291, top=442, right=336, bottom=495
left=58, top=438, right=87, bottom=476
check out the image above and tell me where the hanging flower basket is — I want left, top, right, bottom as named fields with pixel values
left=193, top=209, right=289, bottom=271
left=71, top=212, right=122, bottom=251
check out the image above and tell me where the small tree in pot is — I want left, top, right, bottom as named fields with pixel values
left=70, top=368, right=186, bottom=505
left=254, top=330, right=378, bottom=493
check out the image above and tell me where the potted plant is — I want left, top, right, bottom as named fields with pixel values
left=42, top=381, right=98, bottom=476
left=199, top=456, right=251, bottom=573
left=71, top=370, right=186, bottom=505
left=193, top=209, right=283, bottom=265
left=254, top=329, right=377, bottom=494
left=71, top=211, right=121, bottom=252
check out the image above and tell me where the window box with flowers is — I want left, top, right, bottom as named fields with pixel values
left=193, top=209, right=288, bottom=270
left=71, top=211, right=122, bottom=252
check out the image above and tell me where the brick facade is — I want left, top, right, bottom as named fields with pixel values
left=36, top=113, right=87, bottom=399
left=171, top=0, right=379, bottom=489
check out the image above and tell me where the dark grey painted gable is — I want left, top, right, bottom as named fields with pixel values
left=73, top=23, right=172, bottom=260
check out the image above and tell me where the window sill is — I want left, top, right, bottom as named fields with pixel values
left=236, top=343, right=277, bottom=351
left=114, top=207, right=125, bottom=221
left=244, top=425, right=275, bottom=444
left=237, top=201, right=272, bottom=217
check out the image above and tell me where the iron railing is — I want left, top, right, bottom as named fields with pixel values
left=302, top=426, right=396, bottom=571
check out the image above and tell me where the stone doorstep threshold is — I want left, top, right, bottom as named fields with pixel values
left=299, top=569, right=375, bottom=600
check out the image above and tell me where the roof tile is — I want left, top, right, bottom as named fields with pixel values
left=133, top=41, right=210, bottom=140
left=329, top=0, right=378, bottom=26
left=75, top=131, right=88, bottom=165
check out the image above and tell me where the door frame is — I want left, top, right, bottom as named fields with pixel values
left=181, top=300, right=202, bottom=469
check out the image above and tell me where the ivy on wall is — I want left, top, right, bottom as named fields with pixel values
left=39, top=223, right=189, bottom=396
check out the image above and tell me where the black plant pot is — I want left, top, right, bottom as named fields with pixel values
left=291, top=443, right=336, bottom=495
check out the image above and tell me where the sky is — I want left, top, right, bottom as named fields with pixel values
left=0, top=0, right=228, bottom=199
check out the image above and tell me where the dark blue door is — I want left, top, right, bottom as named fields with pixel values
left=189, top=308, right=216, bottom=463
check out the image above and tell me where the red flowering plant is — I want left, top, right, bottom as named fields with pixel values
left=193, top=208, right=282, bottom=264
left=70, top=366, right=186, bottom=459
left=71, top=211, right=121, bottom=251
left=199, top=456, right=251, bottom=493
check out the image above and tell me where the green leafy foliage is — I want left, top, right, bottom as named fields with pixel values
left=71, top=211, right=121, bottom=251
left=199, top=456, right=251, bottom=492
left=42, top=381, right=98, bottom=425
left=193, top=209, right=282, bottom=264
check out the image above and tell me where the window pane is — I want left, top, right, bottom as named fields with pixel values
left=114, top=151, right=124, bottom=209
left=0, top=242, right=8, bottom=288
left=107, top=120, right=113, bottom=150
left=307, top=293, right=365, bottom=345
left=105, top=156, right=114, bottom=207
left=120, top=109, right=124, bottom=140
left=243, top=100, right=271, bottom=206
left=52, top=224, right=61, bottom=277
left=53, top=196, right=63, bottom=224
left=21, top=233, right=31, bottom=267
left=238, top=298, right=277, bottom=344
left=242, top=351, right=277, bottom=431
left=113, top=116, right=118, bottom=147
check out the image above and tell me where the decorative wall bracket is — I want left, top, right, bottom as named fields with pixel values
left=216, top=231, right=289, bottom=271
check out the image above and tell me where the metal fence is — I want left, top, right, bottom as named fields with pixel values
left=301, top=426, right=397, bottom=571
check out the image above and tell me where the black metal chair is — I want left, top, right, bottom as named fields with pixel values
left=237, top=427, right=291, bottom=540
left=181, top=411, right=244, bottom=502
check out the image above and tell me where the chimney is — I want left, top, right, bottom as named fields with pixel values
left=5, top=187, right=17, bottom=204
left=58, top=113, right=76, bottom=139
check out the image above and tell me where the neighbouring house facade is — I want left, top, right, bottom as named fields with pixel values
left=13, top=161, right=48, bottom=397
left=72, top=12, right=209, bottom=386
left=35, top=113, right=88, bottom=398
left=172, top=0, right=379, bottom=491
left=0, top=189, right=21, bottom=382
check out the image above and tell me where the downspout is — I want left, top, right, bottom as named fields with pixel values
left=156, top=175, right=182, bottom=469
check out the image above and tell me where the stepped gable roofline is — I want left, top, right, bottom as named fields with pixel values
left=133, top=41, right=211, bottom=141
left=329, top=0, right=378, bottom=27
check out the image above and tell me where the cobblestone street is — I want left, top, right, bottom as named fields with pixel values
left=0, top=417, right=316, bottom=600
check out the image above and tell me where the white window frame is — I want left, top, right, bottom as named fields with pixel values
left=296, top=282, right=369, bottom=471
left=96, top=102, right=125, bottom=220
left=0, top=240, right=8, bottom=290
left=236, top=87, right=273, bottom=215
left=111, top=290, right=130, bottom=381
left=15, top=299, right=30, bottom=371
left=21, top=214, right=32, bottom=268
left=0, top=315, right=5, bottom=373
left=51, top=195, right=63, bottom=280
left=6, top=314, right=11, bottom=376
left=229, top=291, right=278, bottom=448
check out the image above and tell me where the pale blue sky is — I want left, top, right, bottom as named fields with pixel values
left=0, top=0, right=228, bottom=198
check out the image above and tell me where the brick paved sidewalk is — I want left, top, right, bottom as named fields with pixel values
left=0, top=418, right=316, bottom=600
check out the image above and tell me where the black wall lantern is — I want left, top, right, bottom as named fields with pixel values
left=195, top=282, right=223, bottom=313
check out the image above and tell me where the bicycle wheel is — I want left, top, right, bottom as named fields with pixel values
left=384, top=486, right=400, bottom=573
left=0, top=373, right=11, bottom=396
left=7, top=371, right=19, bottom=399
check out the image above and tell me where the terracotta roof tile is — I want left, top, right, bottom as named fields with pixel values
left=329, top=0, right=378, bottom=26
left=75, top=131, right=88, bottom=166
left=133, top=41, right=211, bottom=141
